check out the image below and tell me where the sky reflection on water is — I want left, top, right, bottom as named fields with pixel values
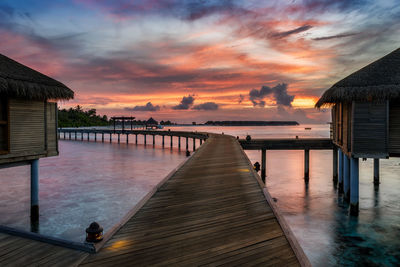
left=0, top=140, right=186, bottom=242
left=169, top=125, right=400, bottom=266
left=1, top=125, right=399, bottom=266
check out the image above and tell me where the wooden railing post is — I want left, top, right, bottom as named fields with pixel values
left=261, top=149, right=266, bottom=183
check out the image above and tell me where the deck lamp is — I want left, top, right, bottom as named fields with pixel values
left=86, top=222, right=104, bottom=242
left=253, top=162, right=260, bottom=172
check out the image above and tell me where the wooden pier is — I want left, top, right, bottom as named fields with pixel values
left=0, top=134, right=309, bottom=266
left=239, top=138, right=334, bottom=182
left=58, top=128, right=207, bottom=151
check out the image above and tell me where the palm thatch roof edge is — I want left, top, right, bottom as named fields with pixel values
left=315, top=48, right=400, bottom=108
left=0, top=54, right=74, bottom=100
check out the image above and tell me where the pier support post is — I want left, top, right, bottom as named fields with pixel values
left=200, top=139, right=202, bottom=145
left=193, top=138, right=196, bottom=151
left=338, top=150, right=344, bottom=194
left=261, top=149, right=266, bottom=183
left=333, top=147, right=338, bottom=182
left=144, top=134, right=147, bottom=145
left=162, top=135, right=165, bottom=147
left=135, top=134, right=138, bottom=144
left=170, top=136, right=173, bottom=148
left=69, top=132, right=71, bottom=140
left=87, top=132, right=89, bottom=141
left=304, top=149, right=310, bottom=182
left=350, top=157, right=359, bottom=215
left=109, top=133, right=112, bottom=143
left=178, top=136, right=181, bottom=149
left=126, top=134, right=129, bottom=144
left=153, top=135, right=155, bottom=146
left=31, top=159, right=39, bottom=221
left=81, top=133, right=83, bottom=141
left=75, top=132, right=77, bottom=140
left=343, top=154, right=350, bottom=201
left=102, top=133, right=104, bottom=142
left=94, top=133, right=97, bottom=142
left=117, top=133, right=120, bottom=143
left=186, top=137, right=189, bottom=151
left=374, top=159, right=380, bottom=185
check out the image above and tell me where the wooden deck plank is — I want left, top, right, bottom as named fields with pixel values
left=81, top=134, right=303, bottom=266
left=0, top=233, right=87, bottom=267
left=0, top=134, right=307, bottom=266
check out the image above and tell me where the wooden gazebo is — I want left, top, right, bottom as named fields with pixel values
left=0, top=54, right=73, bottom=220
left=316, top=47, right=400, bottom=215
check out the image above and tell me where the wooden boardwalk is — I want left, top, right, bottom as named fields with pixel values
left=81, top=134, right=302, bottom=266
left=0, top=134, right=307, bottom=266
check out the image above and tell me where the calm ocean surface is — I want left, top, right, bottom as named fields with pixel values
left=1, top=124, right=399, bottom=266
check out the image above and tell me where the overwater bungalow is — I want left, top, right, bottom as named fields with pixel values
left=0, top=54, right=73, bottom=220
left=316, top=47, right=400, bottom=214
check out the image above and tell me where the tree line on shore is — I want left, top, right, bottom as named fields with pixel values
left=58, top=106, right=177, bottom=127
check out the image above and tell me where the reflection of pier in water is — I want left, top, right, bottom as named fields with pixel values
left=0, top=133, right=310, bottom=266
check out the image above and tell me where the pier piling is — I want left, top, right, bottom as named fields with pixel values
left=350, top=157, right=359, bottom=215
left=69, top=132, right=71, bottom=140
left=152, top=135, right=155, bottom=146
left=261, top=149, right=266, bottom=183
left=135, top=134, right=138, bottom=144
left=126, top=134, right=129, bottom=144
left=338, top=150, right=344, bottom=193
left=343, top=154, right=350, bottom=201
left=117, top=133, right=120, bottom=143
left=102, top=133, right=104, bottom=142
left=374, top=159, right=380, bottom=185
left=75, top=132, right=77, bottom=140
left=186, top=137, right=189, bottom=151
left=144, top=134, right=147, bottom=145
left=109, top=133, right=112, bottom=143
left=193, top=138, right=196, bottom=151
left=170, top=136, right=173, bottom=148
left=304, top=149, right=310, bottom=182
left=333, top=147, right=338, bottom=182
left=178, top=136, right=181, bottom=149
left=87, top=132, right=89, bottom=141
left=30, top=159, right=39, bottom=222
left=162, top=135, right=165, bottom=147
left=94, top=133, right=97, bottom=142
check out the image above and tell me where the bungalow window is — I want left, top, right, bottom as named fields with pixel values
left=0, top=97, right=8, bottom=153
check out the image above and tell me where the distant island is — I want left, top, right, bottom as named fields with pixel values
left=204, top=121, right=299, bottom=126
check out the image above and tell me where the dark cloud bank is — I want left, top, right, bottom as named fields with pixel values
left=173, top=95, right=219, bottom=111
left=125, top=102, right=160, bottom=111
left=172, top=95, right=195, bottom=110
left=249, top=83, right=294, bottom=107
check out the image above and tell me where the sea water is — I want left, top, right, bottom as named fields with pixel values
left=1, top=125, right=400, bottom=266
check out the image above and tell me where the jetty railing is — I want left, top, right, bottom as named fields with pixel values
left=58, top=128, right=208, bottom=152
left=239, top=138, right=334, bottom=183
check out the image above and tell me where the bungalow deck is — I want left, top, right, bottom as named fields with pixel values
left=0, top=134, right=308, bottom=266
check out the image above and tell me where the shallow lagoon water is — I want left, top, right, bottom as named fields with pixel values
left=0, top=140, right=186, bottom=242
left=1, top=125, right=400, bottom=266
left=166, top=125, right=400, bottom=266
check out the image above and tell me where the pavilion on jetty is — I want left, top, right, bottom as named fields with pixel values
left=0, top=54, right=74, bottom=221
left=316, top=47, right=400, bottom=215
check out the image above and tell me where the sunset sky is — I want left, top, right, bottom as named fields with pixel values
left=1, top=0, right=400, bottom=123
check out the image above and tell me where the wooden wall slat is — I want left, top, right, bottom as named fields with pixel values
left=352, top=101, right=388, bottom=157
left=389, top=102, right=400, bottom=155
left=7, top=99, right=45, bottom=155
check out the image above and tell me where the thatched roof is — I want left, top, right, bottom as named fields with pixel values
left=316, top=48, right=400, bottom=108
left=146, top=117, right=158, bottom=125
left=0, top=54, right=73, bottom=100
